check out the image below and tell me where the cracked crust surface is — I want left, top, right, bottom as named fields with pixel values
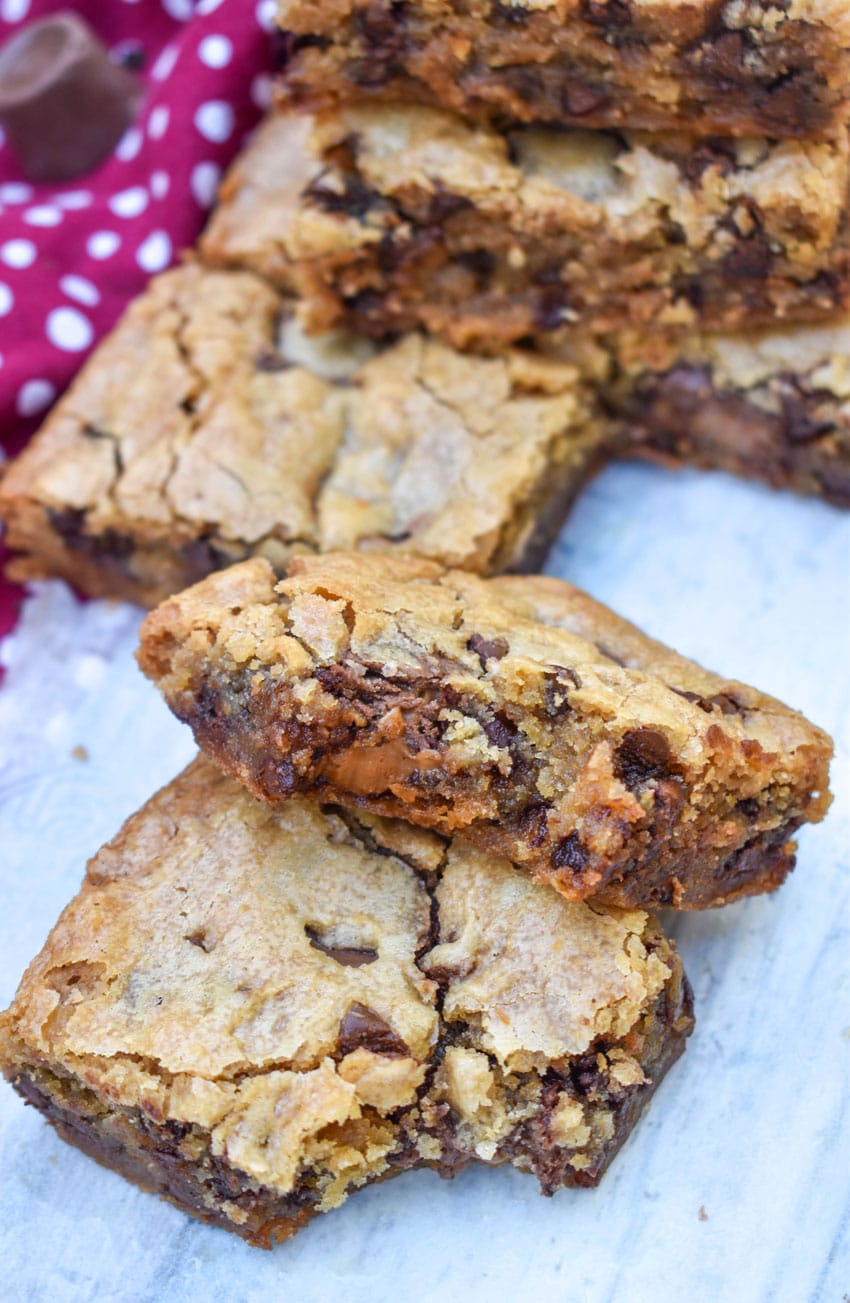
left=202, top=107, right=850, bottom=347
left=137, top=553, right=833, bottom=910
left=607, top=317, right=850, bottom=507
left=276, top=0, right=850, bottom=139
left=0, top=263, right=606, bottom=606
left=0, top=757, right=693, bottom=1245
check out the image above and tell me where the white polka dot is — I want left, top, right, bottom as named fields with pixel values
left=109, top=187, right=148, bottom=218
left=255, top=0, right=276, bottom=30
left=115, top=126, right=143, bottom=161
left=87, top=231, right=121, bottom=260
left=135, top=230, right=172, bottom=273
left=0, top=238, right=36, bottom=269
left=54, top=190, right=92, bottom=210
left=23, top=205, right=62, bottom=227
left=194, top=100, right=234, bottom=144
left=0, top=283, right=13, bottom=317
left=0, top=182, right=32, bottom=204
left=46, top=306, right=94, bottom=353
left=190, top=160, right=221, bottom=208
left=151, top=44, right=179, bottom=80
left=197, top=0, right=225, bottom=11
left=148, top=106, right=170, bottom=140
left=162, top=0, right=192, bottom=19
left=16, top=378, right=56, bottom=418
left=150, top=170, right=170, bottom=200
left=198, top=34, right=233, bottom=68
left=251, top=73, right=274, bottom=110
left=1, top=0, right=31, bottom=22
left=60, top=274, right=100, bottom=308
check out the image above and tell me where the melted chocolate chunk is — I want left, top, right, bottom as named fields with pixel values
left=551, top=831, right=590, bottom=874
left=305, top=925, right=378, bottom=967
left=467, top=633, right=509, bottom=667
left=673, top=688, right=745, bottom=716
left=483, top=713, right=519, bottom=749
left=518, top=801, right=549, bottom=848
left=581, top=0, right=631, bottom=28
left=614, top=728, right=671, bottom=788
left=722, top=223, right=772, bottom=279
left=184, top=930, right=214, bottom=953
left=338, top=1003, right=410, bottom=1056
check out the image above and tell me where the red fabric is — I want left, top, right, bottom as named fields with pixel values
left=0, top=0, right=277, bottom=644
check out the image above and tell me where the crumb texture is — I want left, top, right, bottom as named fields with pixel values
left=202, top=108, right=850, bottom=345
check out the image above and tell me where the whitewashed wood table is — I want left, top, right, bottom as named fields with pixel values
left=1, top=460, right=848, bottom=1303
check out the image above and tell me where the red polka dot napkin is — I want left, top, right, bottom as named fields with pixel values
left=0, top=0, right=277, bottom=641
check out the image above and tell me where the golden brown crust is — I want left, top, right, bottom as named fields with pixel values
left=0, top=263, right=609, bottom=603
left=137, top=554, right=833, bottom=910
left=0, top=263, right=608, bottom=605
left=0, top=758, right=693, bottom=1242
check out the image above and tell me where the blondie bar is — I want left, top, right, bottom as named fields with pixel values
left=0, top=758, right=693, bottom=1245
left=137, top=554, right=833, bottom=910
left=608, top=318, right=850, bottom=508
left=277, top=0, right=850, bottom=139
left=0, top=263, right=607, bottom=606
left=202, top=107, right=850, bottom=348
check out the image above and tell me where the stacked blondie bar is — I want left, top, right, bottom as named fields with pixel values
left=0, top=0, right=842, bottom=1250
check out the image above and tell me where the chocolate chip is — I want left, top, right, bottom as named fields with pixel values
left=519, top=801, right=549, bottom=848
left=551, top=832, right=590, bottom=874
left=352, top=2, right=405, bottom=45
left=779, top=385, right=835, bottom=444
left=722, top=223, right=772, bottom=279
left=673, top=688, right=745, bottom=717
left=467, top=633, right=509, bottom=667
left=457, top=249, right=496, bottom=282
left=305, top=925, right=377, bottom=967
left=483, top=713, right=518, bottom=749
left=534, top=286, right=571, bottom=331
left=696, top=29, right=748, bottom=83
left=345, top=55, right=395, bottom=88
left=305, top=171, right=378, bottom=220
left=614, top=728, right=671, bottom=788
left=543, top=666, right=581, bottom=717
left=503, top=66, right=543, bottom=103
left=581, top=0, right=631, bottom=27
left=184, top=930, right=214, bottom=953
left=683, top=138, right=738, bottom=185
left=562, top=80, right=610, bottom=117
left=338, top=1003, right=409, bottom=1056
left=426, top=189, right=474, bottom=224
left=492, top=0, right=531, bottom=24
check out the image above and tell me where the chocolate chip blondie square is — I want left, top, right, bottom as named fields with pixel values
left=202, top=108, right=850, bottom=348
left=0, top=263, right=608, bottom=605
left=138, top=554, right=832, bottom=910
left=277, top=0, right=850, bottom=140
left=0, top=758, right=693, bottom=1245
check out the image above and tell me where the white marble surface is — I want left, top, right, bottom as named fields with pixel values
left=0, top=461, right=848, bottom=1303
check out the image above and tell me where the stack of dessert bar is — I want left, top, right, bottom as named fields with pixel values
left=0, top=0, right=841, bottom=1249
